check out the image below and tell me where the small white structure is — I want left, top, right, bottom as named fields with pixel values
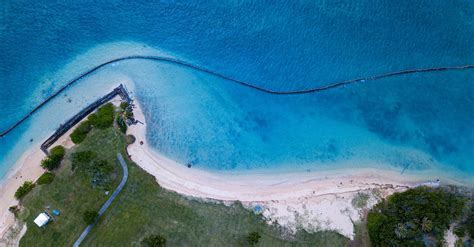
left=34, top=212, right=51, bottom=227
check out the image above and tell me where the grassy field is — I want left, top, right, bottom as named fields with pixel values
left=19, top=124, right=349, bottom=246
left=19, top=128, right=124, bottom=246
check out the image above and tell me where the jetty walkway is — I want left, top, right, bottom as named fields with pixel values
left=1, top=55, right=473, bottom=138
left=39, top=84, right=130, bottom=155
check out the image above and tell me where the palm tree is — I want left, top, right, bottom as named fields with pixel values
left=395, top=223, right=408, bottom=239
left=421, top=217, right=433, bottom=232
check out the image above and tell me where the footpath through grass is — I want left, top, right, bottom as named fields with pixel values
left=19, top=125, right=349, bottom=246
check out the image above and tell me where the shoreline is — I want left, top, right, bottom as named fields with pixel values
left=0, top=95, right=124, bottom=240
left=126, top=100, right=440, bottom=238
left=0, top=125, right=77, bottom=240
left=0, top=94, right=466, bottom=240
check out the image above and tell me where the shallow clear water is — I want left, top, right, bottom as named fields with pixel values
left=0, top=2, right=473, bottom=182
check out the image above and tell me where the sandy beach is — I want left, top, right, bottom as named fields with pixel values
left=0, top=95, right=437, bottom=241
left=126, top=100, right=430, bottom=238
left=0, top=124, right=78, bottom=243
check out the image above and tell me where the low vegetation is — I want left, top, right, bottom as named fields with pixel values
left=83, top=210, right=99, bottom=225
left=117, top=117, right=127, bottom=133
left=351, top=192, right=370, bottom=209
left=40, top=145, right=65, bottom=170
left=70, top=102, right=121, bottom=144
left=70, top=121, right=92, bottom=144
left=367, top=186, right=468, bottom=246
left=20, top=128, right=123, bottom=246
left=119, top=101, right=129, bottom=110
left=246, top=231, right=261, bottom=245
left=18, top=103, right=350, bottom=246
left=14, top=181, right=35, bottom=199
left=142, top=234, right=166, bottom=247
left=88, top=103, right=115, bottom=129
left=37, top=172, right=55, bottom=185
left=455, top=206, right=474, bottom=240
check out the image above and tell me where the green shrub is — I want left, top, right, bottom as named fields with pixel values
left=246, top=231, right=261, bottom=245
left=367, top=187, right=465, bottom=246
left=117, top=117, right=127, bottom=133
left=15, top=181, right=35, bottom=199
left=124, top=110, right=134, bottom=119
left=37, top=172, right=55, bottom=185
left=72, top=151, right=97, bottom=170
left=83, top=210, right=99, bottom=225
left=125, top=135, right=136, bottom=144
left=8, top=205, right=20, bottom=215
left=72, top=151, right=96, bottom=163
left=88, top=103, right=115, bottom=129
left=50, top=145, right=65, bottom=159
left=456, top=207, right=474, bottom=239
left=352, top=192, right=370, bottom=208
left=87, top=160, right=115, bottom=188
left=41, top=146, right=66, bottom=171
left=70, top=121, right=92, bottom=144
left=41, top=157, right=60, bottom=170
left=142, top=234, right=166, bottom=247
left=119, top=101, right=129, bottom=110
left=468, top=212, right=474, bottom=239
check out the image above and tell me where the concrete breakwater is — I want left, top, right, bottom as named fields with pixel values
left=40, top=84, right=130, bottom=155
left=0, top=54, right=473, bottom=138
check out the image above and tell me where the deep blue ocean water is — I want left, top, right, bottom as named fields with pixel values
left=0, top=1, right=473, bottom=182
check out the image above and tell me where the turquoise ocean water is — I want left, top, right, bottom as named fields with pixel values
left=0, top=2, right=473, bottom=182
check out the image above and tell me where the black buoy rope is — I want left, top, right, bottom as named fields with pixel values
left=1, top=55, right=473, bottom=137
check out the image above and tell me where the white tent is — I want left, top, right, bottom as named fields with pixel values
left=34, top=213, right=51, bottom=227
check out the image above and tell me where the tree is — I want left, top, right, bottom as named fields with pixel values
left=246, top=231, right=261, bottom=245
left=83, top=210, right=98, bottom=225
left=37, top=172, right=55, bottom=185
left=119, top=101, right=129, bottom=110
left=50, top=145, right=65, bottom=159
left=117, top=116, right=127, bottom=133
left=88, top=103, right=115, bottom=129
left=367, top=187, right=465, bottom=247
left=70, top=121, right=92, bottom=144
left=142, top=234, right=166, bottom=247
left=41, top=145, right=66, bottom=170
left=14, top=181, right=35, bottom=199
left=394, top=223, right=407, bottom=239
left=420, top=217, right=433, bottom=232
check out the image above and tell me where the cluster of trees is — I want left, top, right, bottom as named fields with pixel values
left=117, top=101, right=134, bottom=133
left=70, top=103, right=116, bottom=144
left=14, top=181, right=35, bottom=199
left=455, top=206, right=474, bottom=240
left=41, top=145, right=66, bottom=170
left=367, top=187, right=465, bottom=246
left=70, top=121, right=92, bottom=144
left=15, top=146, right=66, bottom=199
left=72, top=150, right=114, bottom=188
left=120, top=101, right=133, bottom=119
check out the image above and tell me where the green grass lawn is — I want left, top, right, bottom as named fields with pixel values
left=19, top=124, right=349, bottom=246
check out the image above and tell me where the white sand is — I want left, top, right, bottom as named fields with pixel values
left=0, top=95, right=432, bottom=241
left=0, top=97, right=113, bottom=242
left=444, top=225, right=457, bottom=247
left=127, top=100, right=425, bottom=239
left=0, top=94, right=125, bottom=242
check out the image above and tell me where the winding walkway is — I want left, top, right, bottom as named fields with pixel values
left=1, top=55, right=473, bottom=138
left=73, top=153, right=129, bottom=247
